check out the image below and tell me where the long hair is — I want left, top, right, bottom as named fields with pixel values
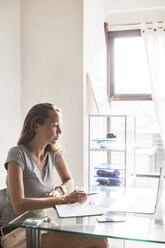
left=17, top=103, right=62, bottom=154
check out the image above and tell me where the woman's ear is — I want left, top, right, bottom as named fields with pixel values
left=34, top=122, right=40, bottom=132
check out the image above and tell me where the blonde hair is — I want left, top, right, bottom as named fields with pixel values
left=17, top=103, right=62, bottom=154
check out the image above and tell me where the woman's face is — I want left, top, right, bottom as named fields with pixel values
left=37, top=110, right=62, bottom=145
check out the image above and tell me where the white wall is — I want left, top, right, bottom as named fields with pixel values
left=0, top=0, right=21, bottom=189
left=21, top=0, right=84, bottom=186
left=0, top=0, right=107, bottom=189
left=106, top=0, right=165, bottom=11
left=83, top=0, right=107, bottom=187
left=105, top=0, right=165, bottom=24
left=21, top=0, right=107, bottom=188
left=84, top=0, right=107, bottom=81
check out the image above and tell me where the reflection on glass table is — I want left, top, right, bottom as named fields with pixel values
left=8, top=188, right=165, bottom=248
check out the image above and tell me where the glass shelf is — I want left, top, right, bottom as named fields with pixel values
left=90, top=144, right=135, bottom=152
left=88, top=114, right=136, bottom=188
left=94, top=163, right=129, bottom=170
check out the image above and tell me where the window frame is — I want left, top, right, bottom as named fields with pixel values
left=107, top=29, right=152, bottom=101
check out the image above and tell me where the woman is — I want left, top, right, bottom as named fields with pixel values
left=0, top=103, right=109, bottom=248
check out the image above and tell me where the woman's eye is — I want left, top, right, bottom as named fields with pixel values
left=52, top=123, right=59, bottom=128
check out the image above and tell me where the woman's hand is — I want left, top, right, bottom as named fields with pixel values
left=44, top=189, right=62, bottom=198
left=63, top=190, right=87, bottom=204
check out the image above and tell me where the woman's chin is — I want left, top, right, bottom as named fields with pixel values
left=51, top=139, right=57, bottom=144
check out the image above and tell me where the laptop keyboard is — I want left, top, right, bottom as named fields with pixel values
left=109, top=194, right=156, bottom=213
left=128, top=195, right=155, bottom=212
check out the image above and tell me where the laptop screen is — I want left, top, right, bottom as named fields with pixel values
left=155, top=160, right=165, bottom=209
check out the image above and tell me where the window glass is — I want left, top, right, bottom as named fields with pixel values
left=111, top=101, right=165, bottom=174
left=114, top=36, right=151, bottom=94
left=108, top=30, right=165, bottom=175
left=111, top=101, right=158, bottom=134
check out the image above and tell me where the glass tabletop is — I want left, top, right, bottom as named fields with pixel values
left=9, top=188, right=165, bottom=244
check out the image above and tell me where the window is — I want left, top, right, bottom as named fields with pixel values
left=107, top=29, right=165, bottom=175
left=108, top=30, right=152, bottom=101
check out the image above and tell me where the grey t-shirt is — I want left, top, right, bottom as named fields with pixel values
left=0, top=144, right=62, bottom=225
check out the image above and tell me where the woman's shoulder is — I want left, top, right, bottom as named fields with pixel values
left=7, top=145, right=30, bottom=162
left=5, top=145, right=27, bottom=170
left=49, top=151, right=62, bottom=164
left=8, top=144, right=26, bottom=155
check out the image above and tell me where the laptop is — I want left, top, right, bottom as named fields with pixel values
left=108, top=161, right=165, bottom=214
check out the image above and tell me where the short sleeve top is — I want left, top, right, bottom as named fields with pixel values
left=0, top=144, right=62, bottom=225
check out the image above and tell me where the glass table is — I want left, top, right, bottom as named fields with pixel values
left=9, top=188, right=165, bottom=248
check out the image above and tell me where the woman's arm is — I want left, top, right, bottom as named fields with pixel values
left=8, top=163, right=65, bottom=213
left=53, top=156, right=74, bottom=194
left=8, top=162, right=86, bottom=214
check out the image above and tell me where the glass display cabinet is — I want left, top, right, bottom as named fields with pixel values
left=88, top=114, right=136, bottom=190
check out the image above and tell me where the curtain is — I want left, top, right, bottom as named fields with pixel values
left=141, top=22, right=165, bottom=149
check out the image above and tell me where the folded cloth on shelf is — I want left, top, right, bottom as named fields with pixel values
left=96, top=169, right=120, bottom=177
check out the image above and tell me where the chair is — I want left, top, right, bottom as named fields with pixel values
left=0, top=188, right=7, bottom=248
left=0, top=188, right=7, bottom=218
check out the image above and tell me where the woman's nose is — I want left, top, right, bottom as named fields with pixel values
left=57, top=127, right=62, bottom=134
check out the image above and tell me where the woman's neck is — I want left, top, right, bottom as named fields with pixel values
left=26, top=139, right=47, bottom=160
